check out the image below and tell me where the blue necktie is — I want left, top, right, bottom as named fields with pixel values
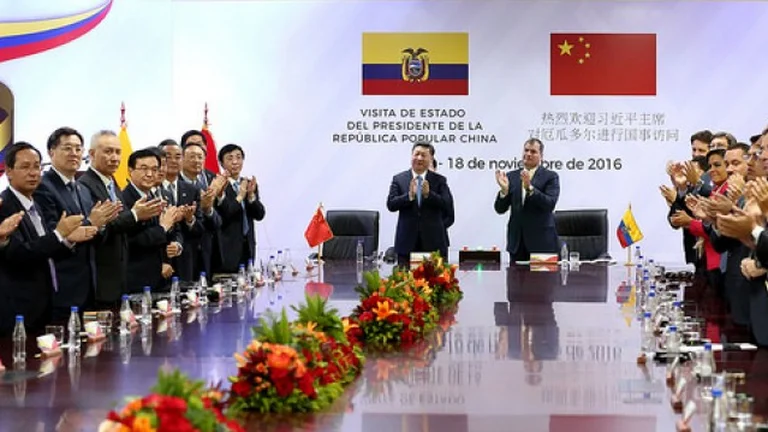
left=719, top=251, right=728, bottom=273
left=197, top=173, right=209, bottom=189
left=233, top=181, right=249, bottom=236
left=167, top=183, right=177, bottom=206
left=416, top=175, right=423, bottom=207
left=67, top=183, right=82, bottom=213
left=107, top=181, right=117, bottom=202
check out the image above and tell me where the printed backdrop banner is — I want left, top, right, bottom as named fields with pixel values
left=0, top=0, right=766, bottom=264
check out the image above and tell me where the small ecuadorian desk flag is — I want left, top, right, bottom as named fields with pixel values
left=362, top=32, right=469, bottom=96
left=617, top=205, right=643, bottom=248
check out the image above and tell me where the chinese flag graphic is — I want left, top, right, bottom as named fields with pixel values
left=550, top=33, right=656, bottom=96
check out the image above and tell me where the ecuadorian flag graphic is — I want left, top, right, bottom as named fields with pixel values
left=0, top=0, right=113, bottom=63
left=362, top=32, right=469, bottom=96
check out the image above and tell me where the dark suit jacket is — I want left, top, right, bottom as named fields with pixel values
left=161, top=179, right=221, bottom=281
left=78, top=168, right=137, bottom=303
left=667, top=176, right=712, bottom=265
left=180, top=170, right=222, bottom=277
left=0, top=188, right=72, bottom=335
left=34, top=169, right=97, bottom=312
left=213, top=180, right=265, bottom=273
left=386, top=170, right=451, bottom=258
left=710, top=225, right=751, bottom=326
left=668, top=195, right=698, bottom=265
left=494, top=166, right=560, bottom=255
left=121, top=184, right=171, bottom=293
left=755, top=229, right=768, bottom=270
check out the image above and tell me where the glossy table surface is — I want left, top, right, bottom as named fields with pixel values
left=0, top=260, right=765, bottom=432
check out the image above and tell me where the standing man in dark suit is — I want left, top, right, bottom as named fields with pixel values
left=159, top=139, right=221, bottom=281
left=78, top=131, right=164, bottom=307
left=122, top=149, right=182, bottom=293
left=179, top=132, right=228, bottom=276
left=150, top=146, right=185, bottom=280
left=214, top=144, right=266, bottom=273
left=387, top=142, right=453, bottom=267
left=0, top=142, right=96, bottom=335
left=494, top=138, right=560, bottom=262
left=34, top=127, right=120, bottom=320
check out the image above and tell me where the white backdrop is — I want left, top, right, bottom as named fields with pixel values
left=1, top=0, right=767, bottom=263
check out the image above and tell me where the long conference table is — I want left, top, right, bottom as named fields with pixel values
left=1, top=259, right=766, bottom=431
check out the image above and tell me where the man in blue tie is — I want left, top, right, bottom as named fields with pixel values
left=0, top=142, right=97, bottom=335
left=78, top=130, right=164, bottom=308
left=158, top=139, right=221, bottom=281
left=494, top=138, right=560, bottom=262
left=213, top=144, right=265, bottom=273
left=387, top=142, right=453, bottom=268
left=35, top=127, right=121, bottom=320
left=179, top=135, right=228, bottom=276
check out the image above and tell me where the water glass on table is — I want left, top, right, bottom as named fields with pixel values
left=569, top=251, right=580, bottom=267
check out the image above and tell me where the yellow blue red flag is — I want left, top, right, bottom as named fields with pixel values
left=617, top=205, right=643, bottom=248
left=362, top=32, right=469, bottom=96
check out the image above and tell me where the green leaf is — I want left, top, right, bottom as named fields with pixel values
left=252, top=308, right=295, bottom=345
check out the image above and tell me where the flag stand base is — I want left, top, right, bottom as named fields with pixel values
left=624, top=248, right=633, bottom=267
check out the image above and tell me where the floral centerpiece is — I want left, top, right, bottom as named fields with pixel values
left=291, top=295, right=365, bottom=386
left=412, top=252, right=463, bottom=308
left=348, top=268, right=439, bottom=350
left=228, top=295, right=365, bottom=414
left=100, top=369, right=244, bottom=432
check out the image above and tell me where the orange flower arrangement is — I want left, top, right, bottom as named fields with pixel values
left=101, top=369, right=243, bottom=432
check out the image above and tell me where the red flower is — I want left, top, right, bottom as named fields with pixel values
left=359, top=311, right=374, bottom=322
left=269, top=365, right=291, bottom=381
left=273, top=376, right=295, bottom=397
left=413, top=297, right=429, bottom=314
left=385, top=313, right=401, bottom=324
left=414, top=316, right=425, bottom=329
left=157, top=411, right=196, bottom=432
left=321, top=363, right=341, bottom=384
left=297, top=372, right=317, bottom=398
left=347, top=326, right=362, bottom=340
left=412, top=265, right=425, bottom=280
left=226, top=419, right=246, bottom=432
left=231, top=380, right=252, bottom=397
left=142, top=394, right=162, bottom=408
left=157, top=396, right=187, bottom=413
left=361, top=295, right=381, bottom=310
left=401, top=329, right=416, bottom=346
left=302, top=348, right=313, bottom=363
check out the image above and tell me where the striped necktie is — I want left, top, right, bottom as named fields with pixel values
left=107, top=181, right=117, bottom=202
left=29, top=206, right=59, bottom=292
left=233, top=181, right=249, bottom=236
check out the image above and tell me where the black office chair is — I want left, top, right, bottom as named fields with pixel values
left=554, top=209, right=610, bottom=260
left=320, top=210, right=380, bottom=260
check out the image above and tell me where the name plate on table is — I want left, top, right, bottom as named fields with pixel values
left=529, top=253, right=559, bottom=271
left=458, top=249, right=501, bottom=264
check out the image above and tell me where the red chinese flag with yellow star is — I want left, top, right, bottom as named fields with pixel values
left=550, top=33, right=656, bottom=96
left=304, top=206, right=334, bottom=248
